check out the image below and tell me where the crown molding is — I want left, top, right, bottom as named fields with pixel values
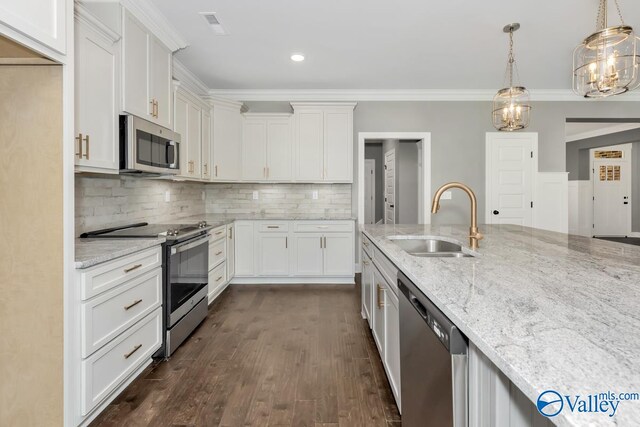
left=120, top=0, right=188, bottom=52
left=75, top=2, right=121, bottom=42
left=173, top=60, right=209, bottom=96
left=202, top=95, right=245, bottom=110
left=208, top=88, right=640, bottom=102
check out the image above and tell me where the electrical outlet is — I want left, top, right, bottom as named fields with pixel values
left=441, top=191, right=452, bottom=200
left=164, top=190, right=170, bottom=202
left=253, top=191, right=259, bottom=200
left=312, top=190, right=319, bottom=200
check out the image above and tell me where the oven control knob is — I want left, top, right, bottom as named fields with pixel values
left=167, top=228, right=179, bottom=236
left=198, top=221, right=207, bottom=228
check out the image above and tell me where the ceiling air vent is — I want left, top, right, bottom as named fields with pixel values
left=200, top=12, right=228, bottom=35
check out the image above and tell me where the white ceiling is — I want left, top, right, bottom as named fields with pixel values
left=150, top=0, right=640, bottom=90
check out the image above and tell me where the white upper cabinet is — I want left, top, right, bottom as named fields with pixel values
left=201, top=109, right=212, bottom=179
left=121, top=9, right=172, bottom=129
left=294, top=109, right=324, bottom=181
left=242, top=114, right=293, bottom=181
left=174, top=86, right=208, bottom=180
left=292, top=103, right=355, bottom=183
left=74, top=12, right=119, bottom=173
left=211, top=100, right=243, bottom=181
left=149, top=35, right=172, bottom=128
left=0, top=0, right=66, bottom=54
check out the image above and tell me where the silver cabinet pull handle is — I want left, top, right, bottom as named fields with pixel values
left=124, top=264, right=142, bottom=273
left=124, top=299, right=143, bottom=310
left=215, top=251, right=223, bottom=256
left=267, top=225, right=279, bottom=229
left=216, top=276, right=223, bottom=281
left=75, top=133, right=83, bottom=158
left=124, top=344, right=142, bottom=359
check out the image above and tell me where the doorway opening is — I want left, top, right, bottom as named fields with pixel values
left=565, top=119, right=640, bottom=240
left=358, top=133, right=431, bottom=226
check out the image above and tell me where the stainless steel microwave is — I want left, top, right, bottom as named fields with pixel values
left=120, top=115, right=181, bottom=175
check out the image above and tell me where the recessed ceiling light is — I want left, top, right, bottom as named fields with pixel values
left=290, top=54, right=305, bottom=62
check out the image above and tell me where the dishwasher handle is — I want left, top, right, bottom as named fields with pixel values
left=410, top=295, right=428, bottom=320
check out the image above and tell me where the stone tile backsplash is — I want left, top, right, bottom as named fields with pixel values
left=75, top=175, right=206, bottom=235
left=205, top=183, right=352, bottom=217
left=76, top=177, right=352, bottom=235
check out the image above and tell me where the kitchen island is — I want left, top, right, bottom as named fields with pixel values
left=362, top=224, right=640, bottom=427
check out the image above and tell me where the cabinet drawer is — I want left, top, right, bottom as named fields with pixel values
left=210, top=225, right=226, bottom=242
left=81, top=267, right=162, bottom=358
left=294, top=222, right=353, bottom=233
left=257, top=222, right=290, bottom=232
left=209, top=238, right=226, bottom=269
left=208, top=262, right=227, bottom=295
left=81, top=307, right=162, bottom=415
left=373, top=246, right=398, bottom=295
left=78, top=246, right=162, bottom=300
left=362, top=234, right=374, bottom=257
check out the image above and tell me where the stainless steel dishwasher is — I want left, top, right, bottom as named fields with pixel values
left=398, top=271, right=468, bottom=427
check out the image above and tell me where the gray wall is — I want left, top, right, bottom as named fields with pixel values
left=243, top=100, right=640, bottom=226
left=364, top=143, right=384, bottom=222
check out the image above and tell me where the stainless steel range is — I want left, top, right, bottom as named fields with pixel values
left=81, top=221, right=212, bottom=357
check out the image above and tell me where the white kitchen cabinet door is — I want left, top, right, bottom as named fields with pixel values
left=234, top=222, right=255, bottom=276
left=242, top=119, right=267, bottom=180
left=257, top=233, right=290, bottom=276
left=266, top=118, right=293, bottom=181
left=372, top=268, right=386, bottom=356
left=174, top=93, right=189, bottom=179
left=187, top=103, right=202, bottom=178
left=323, top=233, right=353, bottom=276
left=213, top=105, right=243, bottom=180
left=121, top=10, right=150, bottom=120
left=324, top=109, right=352, bottom=182
left=384, top=288, right=401, bottom=409
left=0, top=0, right=66, bottom=54
left=295, top=110, right=324, bottom=181
left=149, top=35, right=172, bottom=129
left=292, top=234, right=324, bottom=276
left=74, top=19, right=119, bottom=172
left=361, top=251, right=373, bottom=326
left=226, top=224, right=235, bottom=279
left=201, top=109, right=212, bottom=179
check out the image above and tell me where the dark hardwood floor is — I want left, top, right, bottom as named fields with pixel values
left=91, top=279, right=401, bottom=427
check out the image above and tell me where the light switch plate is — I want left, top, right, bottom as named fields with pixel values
left=164, top=190, right=170, bottom=202
left=253, top=191, right=259, bottom=200
left=441, top=191, right=452, bottom=200
left=312, top=190, right=319, bottom=200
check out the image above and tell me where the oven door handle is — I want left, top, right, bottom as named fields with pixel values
left=171, top=236, right=209, bottom=255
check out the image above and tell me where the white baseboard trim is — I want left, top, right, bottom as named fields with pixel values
left=79, top=357, right=154, bottom=427
left=629, top=232, right=640, bottom=238
left=354, top=263, right=362, bottom=274
left=230, top=276, right=355, bottom=285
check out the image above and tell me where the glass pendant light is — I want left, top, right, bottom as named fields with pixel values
left=492, top=23, right=531, bottom=132
left=573, top=0, right=640, bottom=98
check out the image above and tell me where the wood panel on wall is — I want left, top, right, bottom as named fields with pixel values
left=0, top=64, right=64, bottom=425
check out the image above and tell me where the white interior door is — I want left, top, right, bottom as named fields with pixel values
left=384, top=150, right=396, bottom=224
left=364, top=159, right=376, bottom=224
left=592, top=145, right=632, bottom=236
left=486, top=133, right=536, bottom=227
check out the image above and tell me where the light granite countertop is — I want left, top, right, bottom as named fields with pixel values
left=361, top=224, right=640, bottom=427
left=75, top=237, right=165, bottom=269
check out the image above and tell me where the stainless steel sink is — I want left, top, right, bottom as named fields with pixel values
left=388, top=237, right=474, bottom=258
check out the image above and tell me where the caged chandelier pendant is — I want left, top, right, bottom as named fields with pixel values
left=573, top=0, right=640, bottom=98
left=492, top=23, right=531, bottom=132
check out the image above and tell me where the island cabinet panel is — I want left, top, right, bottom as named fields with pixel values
left=468, top=342, right=553, bottom=427
left=361, top=249, right=374, bottom=327
left=372, top=267, right=386, bottom=356
left=384, top=287, right=401, bottom=410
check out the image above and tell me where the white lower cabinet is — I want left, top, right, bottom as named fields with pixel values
left=226, top=223, right=235, bottom=279
left=365, top=233, right=401, bottom=412
left=257, top=232, right=290, bottom=276
left=81, top=307, right=162, bottom=415
left=234, top=220, right=354, bottom=282
left=208, top=225, right=232, bottom=303
left=75, top=246, right=164, bottom=422
left=292, top=234, right=324, bottom=276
